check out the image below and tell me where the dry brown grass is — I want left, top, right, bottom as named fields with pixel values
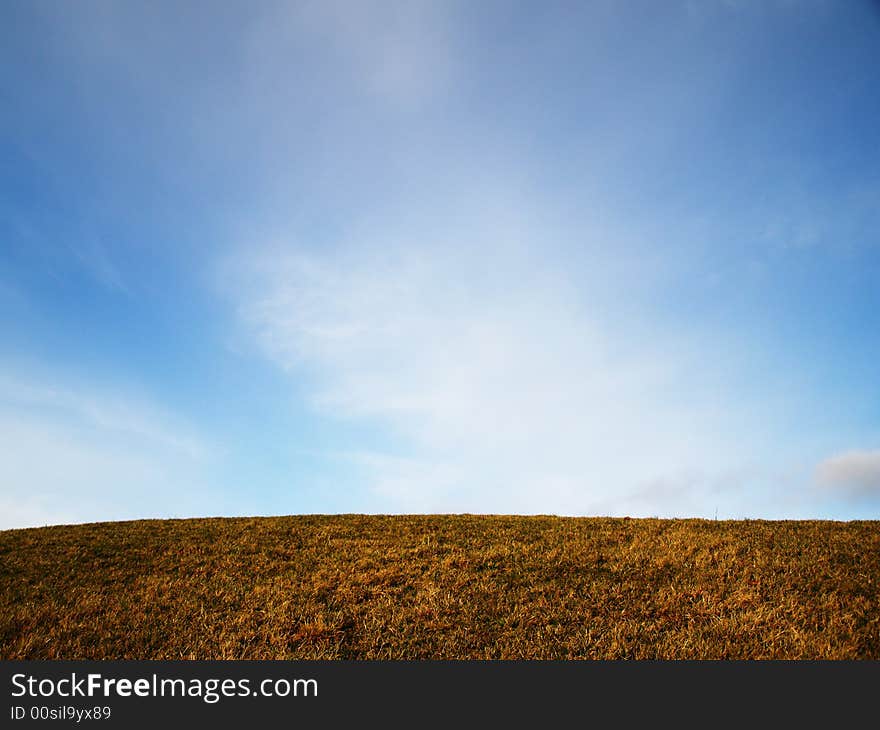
left=1, top=514, right=878, bottom=659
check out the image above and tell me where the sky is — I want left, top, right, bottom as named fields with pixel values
left=1, top=0, right=879, bottom=529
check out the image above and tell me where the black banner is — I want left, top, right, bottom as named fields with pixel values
left=2, top=660, right=875, bottom=726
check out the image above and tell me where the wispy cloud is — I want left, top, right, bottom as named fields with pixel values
left=0, top=371, right=206, bottom=459
left=67, top=238, right=129, bottom=294
left=230, top=191, right=785, bottom=516
left=815, top=450, right=880, bottom=496
left=0, top=368, right=215, bottom=529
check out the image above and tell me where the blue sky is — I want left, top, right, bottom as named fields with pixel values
left=1, top=0, right=879, bottom=528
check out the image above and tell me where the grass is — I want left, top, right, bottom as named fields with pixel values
left=1, top=514, right=878, bottom=659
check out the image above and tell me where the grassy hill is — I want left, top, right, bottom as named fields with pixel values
left=2, top=514, right=878, bottom=659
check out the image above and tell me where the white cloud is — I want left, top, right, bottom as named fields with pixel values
left=231, top=198, right=777, bottom=516
left=815, top=450, right=880, bottom=495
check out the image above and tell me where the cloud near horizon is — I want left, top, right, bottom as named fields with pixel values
left=815, top=450, right=880, bottom=496
left=0, top=369, right=216, bottom=529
